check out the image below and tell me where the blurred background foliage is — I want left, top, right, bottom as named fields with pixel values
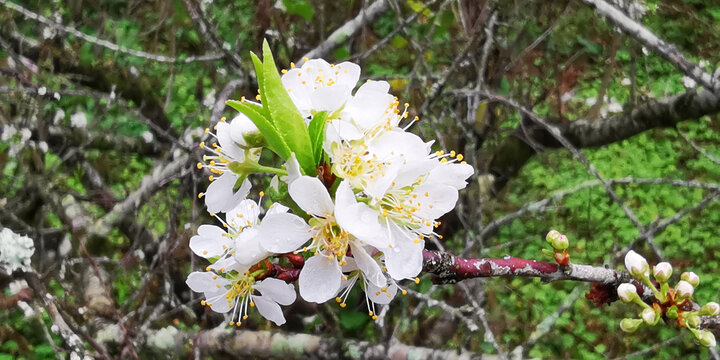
left=1, top=0, right=719, bottom=359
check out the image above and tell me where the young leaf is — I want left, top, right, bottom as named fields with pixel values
left=226, top=100, right=290, bottom=159
left=308, top=111, right=328, bottom=166
left=260, top=40, right=316, bottom=175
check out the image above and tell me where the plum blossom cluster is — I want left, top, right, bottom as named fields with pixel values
left=617, top=250, right=718, bottom=347
left=186, top=42, right=472, bottom=326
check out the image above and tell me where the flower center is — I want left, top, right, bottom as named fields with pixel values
left=309, top=216, right=351, bottom=263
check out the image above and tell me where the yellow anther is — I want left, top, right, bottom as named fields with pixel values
left=303, top=57, right=309, bottom=61
left=212, top=275, right=218, bottom=280
left=336, top=297, right=342, bottom=303
left=201, top=300, right=206, bottom=306
left=196, top=162, right=203, bottom=169
left=236, top=322, right=242, bottom=327
left=381, top=287, right=387, bottom=292
left=216, top=284, right=221, bottom=288
left=450, top=150, right=456, bottom=157
left=414, top=116, right=420, bottom=121
left=229, top=321, right=235, bottom=326
left=203, top=250, right=208, bottom=255
left=204, top=128, right=210, bottom=134
left=372, top=315, right=378, bottom=320
left=240, top=96, right=246, bottom=102
left=259, top=191, right=265, bottom=197
left=256, top=94, right=261, bottom=101
left=415, top=277, right=420, bottom=284
left=243, top=315, right=248, bottom=320
left=340, top=303, right=346, bottom=308
left=220, top=117, right=226, bottom=122
left=281, top=69, right=288, bottom=74
left=290, top=62, right=296, bottom=68
left=198, top=192, right=204, bottom=199
left=208, top=175, right=214, bottom=181
left=368, top=311, right=374, bottom=316
left=401, top=290, right=407, bottom=295
left=199, top=142, right=205, bottom=148
left=250, top=301, right=255, bottom=307
left=404, top=103, right=409, bottom=108
left=457, top=154, right=464, bottom=161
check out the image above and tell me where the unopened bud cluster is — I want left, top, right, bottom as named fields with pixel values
left=617, top=250, right=717, bottom=347
left=544, top=230, right=569, bottom=266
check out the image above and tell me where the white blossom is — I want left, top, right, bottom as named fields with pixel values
left=281, top=58, right=360, bottom=120
left=186, top=271, right=296, bottom=326
left=0, top=228, right=35, bottom=273
left=70, top=112, right=88, bottom=128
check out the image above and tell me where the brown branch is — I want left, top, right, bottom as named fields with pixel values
left=475, top=88, right=720, bottom=191
left=579, top=0, right=717, bottom=92
left=0, top=0, right=223, bottom=64
left=189, top=327, right=486, bottom=360
left=299, top=0, right=390, bottom=62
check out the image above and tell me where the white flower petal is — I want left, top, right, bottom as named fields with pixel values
left=253, top=295, right=286, bottom=325
left=254, top=278, right=296, bottom=306
left=384, top=224, right=424, bottom=280
left=226, top=199, right=261, bottom=229
left=288, top=176, right=334, bottom=216
left=206, top=292, right=233, bottom=313
left=284, top=153, right=302, bottom=184
left=310, top=86, right=351, bottom=113
left=233, top=228, right=270, bottom=266
left=186, top=271, right=229, bottom=293
left=367, top=281, right=397, bottom=305
left=189, top=225, right=229, bottom=258
left=350, top=243, right=385, bottom=287
left=216, top=122, right=245, bottom=160
left=229, top=113, right=259, bottom=147
left=257, top=213, right=312, bottom=253
left=299, top=255, right=342, bottom=303
left=205, top=174, right=251, bottom=213
left=266, top=202, right=290, bottom=216
left=335, top=181, right=387, bottom=248
left=426, top=162, right=474, bottom=190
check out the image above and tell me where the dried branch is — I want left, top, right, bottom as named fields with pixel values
left=187, top=327, right=485, bottom=360
left=300, top=0, right=390, bottom=62
left=88, top=154, right=191, bottom=238
left=579, top=0, right=716, bottom=92
left=0, top=0, right=223, bottom=64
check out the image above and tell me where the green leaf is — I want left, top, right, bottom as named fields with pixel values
left=260, top=40, right=316, bottom=175
left=339, top=311, right=369, bottom=330
left=308, top=111, right=328, bottom=166
left=282, top=0, right=314, bottom=21
left=250, top=51, right=265, bottom=95
left=226, top=100, right=289, bottom=158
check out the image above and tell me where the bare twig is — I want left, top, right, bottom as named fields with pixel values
left=0, top=0, right=223, bottom=64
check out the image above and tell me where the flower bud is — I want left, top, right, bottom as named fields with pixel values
left=230, top=114, right=262, bottom=148
left=653, top=262, right=672, bottom=283
left=698, top=330, right=717, bottom=348
left=545, top=230, right=568, bottom=250
left=619, top=318, right=643, bottom=333
left=681, top=272, right=700, bottom=287
left=686, top=314, right=701, bottom=329
left=624, top=250, right=649, bottom=279
left=641, top=307, right=658, bottom=325
left=676, top=280, right=694, bottom=299
left=665, top=305, right=678, bottom=319
left=617, top=283, right=638, bottom=303
left=700, top=302, right=720, bottom=316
